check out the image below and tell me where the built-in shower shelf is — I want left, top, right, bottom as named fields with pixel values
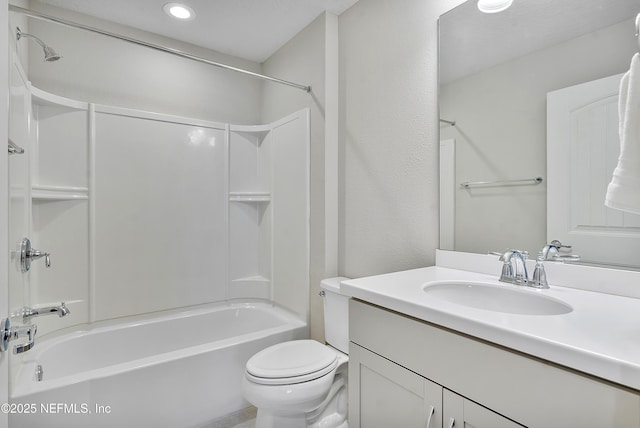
left=232, top=275, right=270, bottom=284
left=230, top=125, right=270, bottom=144
left=32, top=184, right=88, bottom=200
left=31, top=86, right=89, bottom=110
left=229, top=192, right=271, bottom=202
left=230, top=276, right=270, bottom=299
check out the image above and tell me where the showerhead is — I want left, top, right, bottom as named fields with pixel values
left=16, top=27, right=61, bottom=62
left=42, top=45, right=61, bottom=62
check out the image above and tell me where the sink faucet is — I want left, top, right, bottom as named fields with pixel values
left=22, top=302, right=70, bottom=324
left=498, top=250, right=549, bottom=289
left=539, top=240, right=581, bottom=262
left=499, top=250, right=529, bottom=285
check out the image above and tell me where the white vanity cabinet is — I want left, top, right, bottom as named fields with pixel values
left=350, top=342, right=523, bottom=428
left=350, top=343, right=442, bottom=428
left=443, top=389, right=523, bottom=428
left=348, top=299, right=640, bottom=428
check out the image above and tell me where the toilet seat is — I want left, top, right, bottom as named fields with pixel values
left=246, top=340, right=338, bottom=385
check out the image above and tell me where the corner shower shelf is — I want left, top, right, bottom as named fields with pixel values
left=232, top=275, right=270, bottom=284
left=229, top=192, right=271, bottom=202
left=230, top=126, right=270, bottom=143
left=31, top=184, right=89, bottom=200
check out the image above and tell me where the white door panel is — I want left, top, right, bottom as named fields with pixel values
left=547, top=73, right=640, bottom=268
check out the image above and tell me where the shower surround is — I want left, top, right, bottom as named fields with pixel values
left=8, top=49, right=310, bottom=426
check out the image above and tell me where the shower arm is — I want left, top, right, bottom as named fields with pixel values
left=16, top=27, right=47, bottom=49
left=9, top=4, right=312, bottom=93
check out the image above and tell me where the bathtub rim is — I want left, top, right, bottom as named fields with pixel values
left=10, top=299, right=307, bottom=399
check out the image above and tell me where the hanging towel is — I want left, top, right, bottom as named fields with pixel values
left=605, top=53, right=640, bottom=214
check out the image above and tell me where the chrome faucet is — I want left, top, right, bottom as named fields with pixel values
left=498, top=249, right=549, bottom=289
left=499, top=250, right=529, bottom=285
left=539, top=240, right=581, bottom=262
left=19, top=238, right=51, bottom=273
left=21, top=302, right=70, bottom=324
left=0, top=318, right=37, bottom=354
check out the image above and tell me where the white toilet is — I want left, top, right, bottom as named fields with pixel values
left=242, top=277, right=350, bottom=428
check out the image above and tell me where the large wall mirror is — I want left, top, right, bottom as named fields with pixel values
left=439, top=0, right=640, bottom=269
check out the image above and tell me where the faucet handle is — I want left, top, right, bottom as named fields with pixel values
left=540, top=240, right=580, bottom=262
left=19, top=238, right=51, bottom=272
left=0, top=318, right=37, bottom=354
left=530, top=260, right=550, bottom=289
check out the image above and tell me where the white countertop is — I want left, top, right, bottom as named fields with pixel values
left=341, top=266, right=640, bottom=391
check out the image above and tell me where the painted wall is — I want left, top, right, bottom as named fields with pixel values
left=24, top=2, right=263, bottom=124
left=337, top=0, right=463, bottom=279
left=440, top=19, right=635, bottom=257
left=9, top=0, right=472, bottom=344
left=261, top=13, right=337, bottom=341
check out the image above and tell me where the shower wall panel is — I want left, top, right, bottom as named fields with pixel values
left=16, top=80, right=309, bottom=331
left=93, top=109, right=228, bottom=320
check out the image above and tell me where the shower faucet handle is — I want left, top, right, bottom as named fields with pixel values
left=0, top=318, right=37, bottom=354
left=19, top=238, right=51, bottom=272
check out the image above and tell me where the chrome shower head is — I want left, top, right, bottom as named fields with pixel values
left=16, top=27, right=61, bottom=62
left=42, top=45, right=61, bottom=62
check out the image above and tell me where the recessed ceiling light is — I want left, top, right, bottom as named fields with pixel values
left=477, top=0, right=513, bottom=13
left=163, top=3, right=195, bottom=20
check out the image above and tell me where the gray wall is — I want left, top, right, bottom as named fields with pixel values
left=26, top=2, right=263, bottom=124
left=338, top=0, right=463, bottom=278
left=20, top=0, right=472, bottom=342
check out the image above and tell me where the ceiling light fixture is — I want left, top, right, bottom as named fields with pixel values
left=477, top=0, right=513, bottom=13
left=163, top=3, right=195, bottom=20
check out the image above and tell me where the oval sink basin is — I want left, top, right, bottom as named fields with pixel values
left=423, top=281, right=573, bottom=315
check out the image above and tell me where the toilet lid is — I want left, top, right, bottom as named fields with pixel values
left=246, top=340, right=337, bottom=382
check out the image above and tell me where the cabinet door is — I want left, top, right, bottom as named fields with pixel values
left=349, top=343, right=442, bottom=428
left=443, top=389, right=525, bottom=428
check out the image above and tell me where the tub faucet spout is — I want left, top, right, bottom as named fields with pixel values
left=22, top=302, right=70, bottom=323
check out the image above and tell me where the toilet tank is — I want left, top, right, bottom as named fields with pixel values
left=320, top=277, right=350, bottom=354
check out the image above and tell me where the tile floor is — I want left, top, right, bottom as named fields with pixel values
left=199, top=406, right=256, bottom=428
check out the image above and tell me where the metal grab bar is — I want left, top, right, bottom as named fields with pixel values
left=460, top=176, right=543, bottom=189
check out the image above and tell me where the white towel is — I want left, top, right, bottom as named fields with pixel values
left=605, top=53, right=640, bottom=214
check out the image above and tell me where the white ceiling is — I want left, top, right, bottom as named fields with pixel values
left=33, top=0, right=359, bottom=63
left=440, top=0, right=640, bottom=84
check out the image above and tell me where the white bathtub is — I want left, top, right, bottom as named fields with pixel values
left=9, top=301, right=307, bottom=428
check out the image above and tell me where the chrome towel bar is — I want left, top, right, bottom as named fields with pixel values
left=460, top=176, right=543, bottom=189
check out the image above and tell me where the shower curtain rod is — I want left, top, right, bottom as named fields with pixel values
left=9, top=5, right=312, bottom=93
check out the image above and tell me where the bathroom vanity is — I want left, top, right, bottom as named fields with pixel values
left=342, top=252, right=640, bottom=428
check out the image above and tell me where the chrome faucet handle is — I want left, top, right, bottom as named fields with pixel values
left=20, top=238, right=51, bottom=272
left=497, top=250, right=515, bottom=282
left=29, top=249, right=51, bottom=268
left=530, top=258, right=550, bottom=289
left=497, top=249, right=529, bottom=285
left=540, top=240, right=580, bottom=262
left=1, top=318, right=37, bottom=354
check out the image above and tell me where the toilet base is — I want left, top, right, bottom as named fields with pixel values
left=255, top=409, right=307, bottom=428
left=253, top=372, right=348, bottom=428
